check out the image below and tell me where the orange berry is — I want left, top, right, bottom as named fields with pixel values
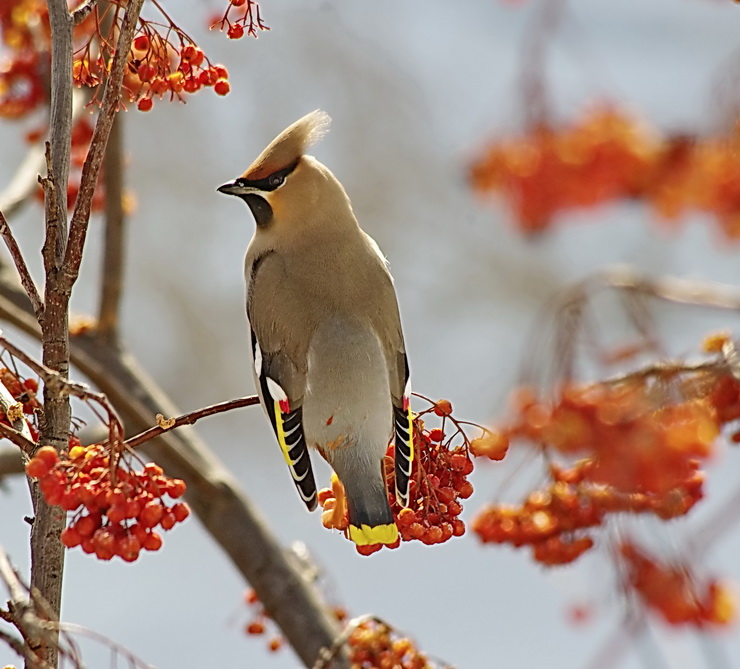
left=139, top=501, right=164, bottom=528
left=428, top=428, right=444, bottom=442
left=137, top=97, right=153, bottom=112
left=214, top=79, right=231, bottom=96
left=172, top=502, right=190, bottom=522
left=35, top=446, right=59, bottom=468
left=142, top=531, right=162, bottom=551
left=268, top=637, right=282, bottom=652
left=160, top=510, right=176, bottom=530
left=246, top=621, right=265, bottom=635
left=26, top=457, right=50, bottom=479
left=433, top=400, right=453, bottom=417
left=167, top=479, right=186, bottom=498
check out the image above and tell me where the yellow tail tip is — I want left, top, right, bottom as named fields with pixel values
left=348, top=522, right=399, bottom=546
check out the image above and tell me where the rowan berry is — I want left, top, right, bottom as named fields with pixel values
left=214, top=79, right=230, bottom=96
left=133, top=35, right=150, bottom=51
left=137, top=97, right=153, bottom=112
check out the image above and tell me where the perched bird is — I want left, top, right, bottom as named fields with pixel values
left=217, top=111, right=413, bottom=546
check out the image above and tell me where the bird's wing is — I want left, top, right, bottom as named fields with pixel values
left=247, top=251, right=318, bottom=511
left=391, top=349, right=413, bottom=508
left=361, top=236, right=414, bottom=509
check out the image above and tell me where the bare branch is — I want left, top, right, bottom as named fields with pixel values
left=71, top=0, right=98, bottom=26
left=0, top=212, right=44, bottom=320
left=63, top=0, right=146, bottom=293
left=124, top=396, right=260, bottom=449
left=97, top=114, right=125, bottom=343
left=45, top=0, right=74, bottom=267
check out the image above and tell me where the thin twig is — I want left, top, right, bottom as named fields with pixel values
left=124, top=396, right=260, bottom=449
left=0, top=211, right=44, bottom=320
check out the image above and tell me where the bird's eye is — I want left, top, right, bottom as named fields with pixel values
left=268, top=173, right=285, bottom=188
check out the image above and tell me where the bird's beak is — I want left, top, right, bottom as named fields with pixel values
left=217, top=180, right=241, bottom=196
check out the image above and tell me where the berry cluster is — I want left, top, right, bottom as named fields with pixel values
left=473, top=462, right=703, bottom=566
left=212, top=0, right=269, bottom=41
left=1, top=0, right=247, bottom=122
left=347, top=618, right=447, bottom=669
left=470, top=342, right=740, bottom=566
left=505, top=381, right=716, bottom=496
left=318, top=398, right=479, bottom=555
left=25, top=442, right=190, bottom=562
left=469, top=104, right=740, bottom=240
left=620, top=542, right=734, bottom=627
left=122, top=31, right=230, bottom=112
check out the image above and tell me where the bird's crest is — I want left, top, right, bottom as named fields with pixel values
left=241, top=110, right=331, bottom=180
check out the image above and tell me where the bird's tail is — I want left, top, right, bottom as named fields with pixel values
left=344, top=479, right=398, bottom=546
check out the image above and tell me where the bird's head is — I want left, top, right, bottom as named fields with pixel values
left=218, top=110, right=353, bottom=231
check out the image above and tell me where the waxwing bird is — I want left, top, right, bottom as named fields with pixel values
left=217, top=110, right=413, bottom=546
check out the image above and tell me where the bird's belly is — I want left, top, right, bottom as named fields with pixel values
left=302, top=317, right=392, bottom=457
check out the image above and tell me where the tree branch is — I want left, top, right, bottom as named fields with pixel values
left=124, top=395, right=260, bottom=449
left=0, top=211, right=43, bottom=320
left=97, top=114, right=125, bottom=343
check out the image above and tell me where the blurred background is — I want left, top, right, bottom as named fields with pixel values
left=3, top=0, right=740, bottom=667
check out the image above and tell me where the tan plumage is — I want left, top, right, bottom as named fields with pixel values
left=218, top=111, right=413, bottom=546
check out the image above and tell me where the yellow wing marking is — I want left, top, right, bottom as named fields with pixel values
left=348, top=522, right=399, bottom=546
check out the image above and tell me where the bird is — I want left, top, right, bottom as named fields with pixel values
left=217, top=110, right=414, bottom=547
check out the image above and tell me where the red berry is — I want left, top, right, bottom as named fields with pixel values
left=433, top=400, right=453, bottom=417
left=75, top=514, right=101, bottom=537
left=172, top=502, right=190, bottom=522
left=106, top=504, right=126, bottom=524
left=167, top=479, right=186, bottom=498
left=268, top=638, right=282, bottom=652
left=137, top=97, right=153, bottom=112
left=160, top=510, right=176, bottom=530
left=133, top=34, right=150, bottom=51
left=227, top=24, right=245, bottom=39
left=457, top=480, right=474, bottom=499
left=428, top=428, right=444, bottom=442
left=139, top=501, right=164, bottom=528
left=35, top=446, right=59, bottom=468
left=61, top=527, right=82, bottom=548
left=214, top=79, right=230, bottom=96
left=246, top=621, right=265, bottom=635
left=142, top=531, right=163, bottom=551
left=117, top=535, right=141, bottom=562
left=22, top=378, right=38, bottom=393
left=26, top=457, right=50, bottom=479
